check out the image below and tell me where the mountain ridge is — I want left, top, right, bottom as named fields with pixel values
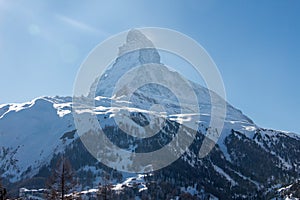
left=1, top=29, right=299, bottom=199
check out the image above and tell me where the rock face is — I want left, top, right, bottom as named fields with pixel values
left=0, top=30, right=299, bottom=199
left=93, top=29, right=161, bottom=98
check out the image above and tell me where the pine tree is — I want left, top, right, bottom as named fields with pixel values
left=97, top=172, right=113, bottom=200
left=0, top=178, right=7, bottom=200
left=46, top=156, right=76, bottom=200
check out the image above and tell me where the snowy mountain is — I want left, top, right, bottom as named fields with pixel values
left=0, top=96, right=74, bottom=182
left=0, top=30, right=299, bottom=199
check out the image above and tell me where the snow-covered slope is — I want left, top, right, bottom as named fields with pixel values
left=0, top=29, right=299, bottom=199
left=0, top=96, right=76, bottom=182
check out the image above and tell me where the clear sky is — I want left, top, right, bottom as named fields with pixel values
left=0, top=0, right=299, bottom=133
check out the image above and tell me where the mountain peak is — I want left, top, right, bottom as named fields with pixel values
left=117, top=29, right=160, bottom=64
left=118, top=29, right=153, bottom=54
left=126, top=29, right=152, bottom=46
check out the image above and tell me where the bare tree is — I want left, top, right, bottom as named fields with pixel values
left=46, top=156, right=76, bottom=200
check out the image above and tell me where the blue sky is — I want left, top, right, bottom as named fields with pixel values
left=0, top=0, right=299, bottom=133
